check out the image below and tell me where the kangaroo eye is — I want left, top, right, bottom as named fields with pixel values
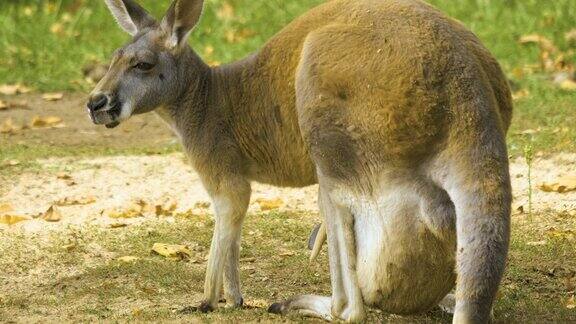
left=134, top=62, right=154, bottom=71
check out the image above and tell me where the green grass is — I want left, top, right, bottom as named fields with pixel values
left=0, top=0, right=574, bottom=156
left=1, top=210, right=574, bottom=321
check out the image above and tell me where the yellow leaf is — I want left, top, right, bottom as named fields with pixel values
left=108, top=222, right=128, bottom=228
left=526, top=240, right=547, bottom=246
left=132, top=308, right=142, bottom=317
left=0, top=84, right=31, bottom=95
left=154, top=198, right=177, bottom=216
left=539, top=175, right=576, bottom=193
left=55, top=196, right=96, bottom=206
left=56, top=172, right=72, bottom=180
left=204, top=45, right=214, bottom=57
left=62, top=243, right=76, bottom=251
left=194, top=201, right=211, bottom=209
left=247, top=299, right=269, bottom=308
left=42, top=205, right=62, bottom=222
left=546, top=228, right=575, bottom=241
left=151, top=243, right=191, bottom=261
left=0, top=214, right=30, bottom=225
left=0, top=99, right=28, bottom=111
left=104, top=204, right=142, bottom=219
left=0, top=203, right=14, bottom=213
left=2, top=160, right=20, bottom=167
left=255, top=197, right=283, bottom=211
left=23, top=6, right=34, bottom=16
left=41, top=92, right=64, bottom=101
left=559, top=79, right=576, bottom=91
left=512, top=89, right=529, bottom=101
left=30, top=116, right=64, bottom=128
left=49, top=23, right=64, bottom=35
left=519, top=34, right=557, bottom=53
left=216, top=2, right=235, bottom=20
left=0, top=118, right=22, bottom=134
left=567, top=295, right=576, bottom=309
left=118, top=256, right=140, bottom=263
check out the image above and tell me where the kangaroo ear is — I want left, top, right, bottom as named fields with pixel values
left=104, top=0, right=156, bottom=36
left=161, top=0, right=204, bottom=49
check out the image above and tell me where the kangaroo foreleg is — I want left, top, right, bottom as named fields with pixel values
left=200, top=177, right=250, bottom=311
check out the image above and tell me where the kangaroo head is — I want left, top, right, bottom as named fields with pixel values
left=87, top=0, right=205, bottom=128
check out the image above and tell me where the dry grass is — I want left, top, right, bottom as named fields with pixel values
left=1, top=208, right=574, bottom=322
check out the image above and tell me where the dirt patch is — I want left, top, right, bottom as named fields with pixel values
left=1, top=153, right=575, bottom=234
left=0, top=93, right=174, bottom=149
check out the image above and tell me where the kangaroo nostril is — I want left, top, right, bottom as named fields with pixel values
left=88, top=94, right=108, bottom=111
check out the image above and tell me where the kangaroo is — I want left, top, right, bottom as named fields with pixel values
left=89, top=0, right=513, bottom=322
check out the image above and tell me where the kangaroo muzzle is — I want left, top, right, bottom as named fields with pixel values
left=87, top=93, right=122, bottom=128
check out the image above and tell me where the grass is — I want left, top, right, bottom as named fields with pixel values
left=1, top=210, right=574, bottom=322
left=0, top=0, right=574, bottom=155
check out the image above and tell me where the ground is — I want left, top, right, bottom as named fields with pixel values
left=1, top=0, right=575, bottom=322
left=1, top=94, right=575, bottom=322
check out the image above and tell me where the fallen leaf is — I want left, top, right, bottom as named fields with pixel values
left=242, top=265, right=257, bottom=273
left=118, top=256, right=140, bottom=263
left=41, top=92, right=64, bottom=101
left=62, top=243, right=76, bottom=251
left=151, top=243, right=192, bottom=261
left=154, top=198, right=177, bottom=216
left=204, top=45, right=214, bottom=57
left=559, top=79, right=576, bottom=91
left=567, top=295, right=576, bottom=309
left=255, top=197, right=283, bottom=211
left=539, top=176, right=576, bottom=193
left=526, top=240, right=547, bottom=246
left=512, top=89, right=530, bottom=101
left=515, top=128, right=539, bottom=136
left=279, top=251, right=295, bottom=257
left=0, top=99, right=28, bottom=111
left=0, top=203, right=14, bottom=213
left=519, top=34, right=557, bottom=53
left=30, top=116, right=64, bottom=128
left=240, top=257, right=256, bottom=263
left=224, top=28, right=256, bottom=43
left=56, top=172, right=72, bottom=180
left=108, top=222, right=128, bottom=228
left=247, top=299, right=269, bottom=308
left=42, top=205, right=62, bottom=222
left=0, top=214, right=30, bottom=225
left=216, top=2, right=235, bottom=20
left=0, top=118, right=22, bottom=134
left=49, top=23, right=64, bottom=35
left=55, top=196, right=96, bottom=206
left=546, top=228, right=575, bottom=241
left=194, top=201, right=211, bottom=209
left=0, top=84, right=31, bottom=95
left=104, top=204, right=143, bottom=219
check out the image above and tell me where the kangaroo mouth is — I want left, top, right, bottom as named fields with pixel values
left=89, top=101, right=123, bottom=128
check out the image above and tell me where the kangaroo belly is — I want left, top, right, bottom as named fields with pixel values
left=352, top=185, right=456, bottom=314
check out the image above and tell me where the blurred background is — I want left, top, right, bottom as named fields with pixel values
left=0, top=1, right=575, bottom=322
left=0, top=0, right=575, bottom=156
